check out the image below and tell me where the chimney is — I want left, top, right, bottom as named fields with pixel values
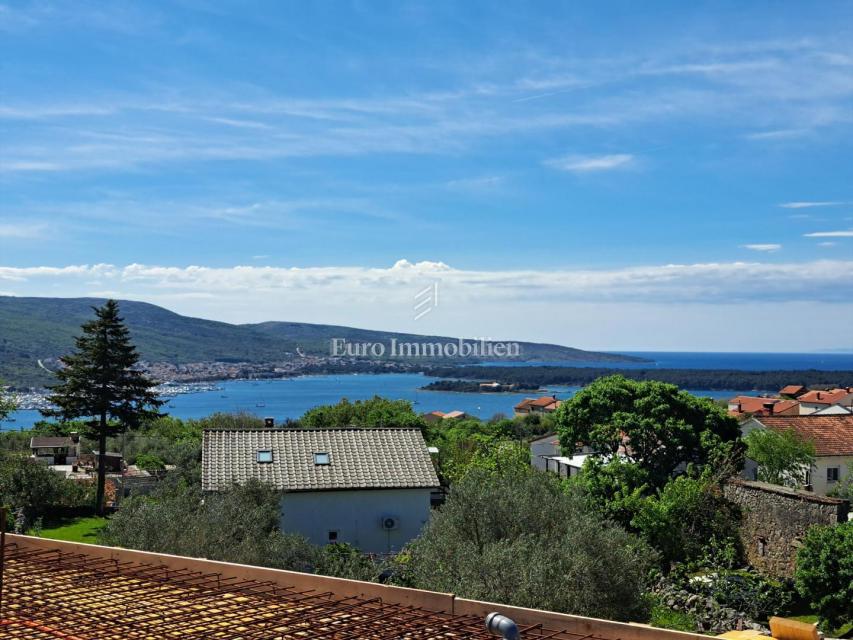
left=763, top=402, right=775, bottom=415
left=736, top=402, right=742, bottom=413
left=816, top=392, right=822, bottom=401
left=264, top=417, right=275, bottom=428
left=70, top=431, right=79, bottom=443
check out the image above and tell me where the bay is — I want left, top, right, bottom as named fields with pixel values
left=4, top=371, right=739, bottom=431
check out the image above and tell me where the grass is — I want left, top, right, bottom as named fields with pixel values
left=648, top=603, right=698, bottom=633
left=32, top=515, right=108, bottom=543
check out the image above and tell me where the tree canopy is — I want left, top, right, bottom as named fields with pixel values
left=743, top=427, right=816, bottom=488
left=299, top=396, right=423, bottom=429
left=0, top=452, right=92, bottom=526
left=555, top=375, right=741, bottom=488
left=795, top=522, right=853, bottom=631
left=0, top=381, right=17, bottom=423
left=403, top=468, right=655, bottom=622
left=43, top=300, right=163, bottom=514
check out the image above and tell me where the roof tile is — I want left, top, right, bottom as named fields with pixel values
left=202, top=428, right=440, bottom=492
left=754, top=414, right=853, bottom=456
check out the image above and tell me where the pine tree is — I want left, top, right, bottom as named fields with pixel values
left=42, top=300, right=163, bottom=515
left=0, top=380, right=17, bottom=423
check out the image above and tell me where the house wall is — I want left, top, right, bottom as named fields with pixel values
left=812, top=404, right=852, bottom=415
left=740, top=417, right=851, bottom=496
left=812, top=455, right=851, bottom=496
left=798, top=402, right=826, bottom=415
left=723, top=479, right=848, bottom=578
left=529, top=435, right=560, bottom=470
left=542, top=457, right=582, bottom=478
left=280, top=488, right=432, bottom=554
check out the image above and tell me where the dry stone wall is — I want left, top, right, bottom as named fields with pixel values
left=724, top=479, right=849, bottom=577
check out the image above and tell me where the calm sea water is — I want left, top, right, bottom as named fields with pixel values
left=5, top=370, right=751, bottom=431
left=5, top=352, right=850, bottom=430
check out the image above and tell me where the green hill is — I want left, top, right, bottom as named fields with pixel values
left=0, top=296, right=645, bottom=387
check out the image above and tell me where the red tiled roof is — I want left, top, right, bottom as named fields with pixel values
left=530, top=396, right=558, bottom=407
left=515, top=396, right=562, bottom=412
left=798, top=388, right=850, bottom=405
left=754, top=415, right=853, bottom=456
left=779, top=385, right=806, bottom=396
left=728, top=396, right=784, bottom=415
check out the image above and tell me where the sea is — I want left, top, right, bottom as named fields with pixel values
left=4, top=352, right=852, bottom=431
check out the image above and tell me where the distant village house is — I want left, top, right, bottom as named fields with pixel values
left=30, top=434, right=80, bottom=466
left=740, top=414, right=853, bottom=496
left=514, top=395, right=562, bottom=416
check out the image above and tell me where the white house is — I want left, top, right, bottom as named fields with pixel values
left=797, top=388, right=853, bottom=415
left=529, top=432, right=561, bottom=470
left=740, top=415, right=853, bottom=496
left=202, top=427, right=440, bottom=554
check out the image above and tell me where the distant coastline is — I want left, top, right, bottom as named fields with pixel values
left=422, top=365, right=853, bottom=393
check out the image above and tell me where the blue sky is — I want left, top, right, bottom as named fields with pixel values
left=1, top=1, right=852, bottom=351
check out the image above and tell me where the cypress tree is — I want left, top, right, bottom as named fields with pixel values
left=43, top=300, right=163, bottom=515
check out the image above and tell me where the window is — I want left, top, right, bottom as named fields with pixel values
left=314, top=452, right=330, bottom=465
left=757, top=537, right=767, bottom=557
left=256, top=450, right=273, bottom=463
left=827, top=467, right=840, bottom=483
left=328, top=530, right=338, bottom=543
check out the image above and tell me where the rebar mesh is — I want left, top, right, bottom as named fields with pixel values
left=0, top=543, right=601, bottom=640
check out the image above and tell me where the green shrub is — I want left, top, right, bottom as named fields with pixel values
left=795, top=522, right=853, bottom=631
left=99, top=479, right=317, bottom=571
left=632, top=474, right=741, bottom=568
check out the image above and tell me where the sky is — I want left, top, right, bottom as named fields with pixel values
left=1, top=1, right=852, bottom=352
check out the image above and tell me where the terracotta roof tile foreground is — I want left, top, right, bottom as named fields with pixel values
left=754, top=414, right=853, bottom=456
left=0, top=536, right=709, bottom=640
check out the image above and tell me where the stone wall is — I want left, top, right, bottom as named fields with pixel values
left=724, top=479, right=849, bottom=578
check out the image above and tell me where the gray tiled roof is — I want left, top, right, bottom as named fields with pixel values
left=30, top=436, right=75, bottom=448
left=202, top=428, right=440, bottom=492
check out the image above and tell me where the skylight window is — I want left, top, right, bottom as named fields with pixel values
left=256, top=450, right=273, bottom=463
left=314, top=452, right=330, bottom=465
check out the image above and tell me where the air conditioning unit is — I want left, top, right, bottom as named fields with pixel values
left=380, top=516, right=399, bottom=531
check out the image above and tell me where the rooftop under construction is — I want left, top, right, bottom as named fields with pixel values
left=0, top=534, right=709, bottom=640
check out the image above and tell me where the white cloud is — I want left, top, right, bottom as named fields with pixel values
left=780, top=201, right=846, bottom=209
left=0, top=33, right=851, bottom=176
left=1, top=259, right=850, bottom=306
left=0, top=222, right=47, bottom=238
left=804, top=230, right=853, bottom=237
left=545, top=154, right=634, bottom=173
left=818, top=242, right=837, bottom=247
left=746, top=129, right=810, bottom=140
left=445, top=176, right=504, bottom=191
left=2, top=260, right=851, bottom=351
left=742, top=243, right=782, bottom=252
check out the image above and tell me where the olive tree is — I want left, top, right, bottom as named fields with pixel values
left=403, top=468, right=655, bottom=622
